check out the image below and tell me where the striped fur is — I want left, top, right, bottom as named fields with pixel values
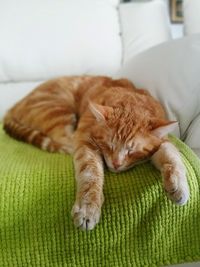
left=3, top=75, right=189, bottom=230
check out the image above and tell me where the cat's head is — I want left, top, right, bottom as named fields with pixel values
left=90, top=102, right=177, bottom=173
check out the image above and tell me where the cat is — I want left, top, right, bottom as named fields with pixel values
left=3, top=76, right=190, bottom=230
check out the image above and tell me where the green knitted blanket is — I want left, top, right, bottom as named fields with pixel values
left=0, top=125, right=200, bottom=267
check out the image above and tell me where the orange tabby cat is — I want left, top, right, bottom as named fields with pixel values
left=3, top=76, right=189, bottom=230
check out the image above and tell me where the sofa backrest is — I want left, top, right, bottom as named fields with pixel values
left=0, top=0, right=171, bottom=119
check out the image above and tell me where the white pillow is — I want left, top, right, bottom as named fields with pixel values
left=119, top=0, right=171, bottom=63
left=116, top=34, right=200, bottom=155
left=0, top=0, right=121, bottom=82
left=183, top=0, right=200, bottom=35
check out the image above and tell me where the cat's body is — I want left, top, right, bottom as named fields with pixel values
left=3, top=76, right=189, bottom=230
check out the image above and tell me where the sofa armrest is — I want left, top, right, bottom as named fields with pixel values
left=116, top=34, right=200, bottom=156
left=184, top=114, right=200, bottom=158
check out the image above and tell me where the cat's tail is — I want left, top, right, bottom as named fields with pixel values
left=3, top=114, right=72, bottom=154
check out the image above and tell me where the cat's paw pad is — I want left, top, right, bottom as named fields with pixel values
left=163, top=165, right=189, bottom=206
left=71, top=202, right=101, bottom=230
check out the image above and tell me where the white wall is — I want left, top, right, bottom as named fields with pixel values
left=171, top=24, right=183, bottom=39
left=164, top=0, right=183, bottom=39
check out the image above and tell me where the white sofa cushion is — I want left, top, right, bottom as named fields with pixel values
left=116, top=34, right=200, bottom=156
left=120, top=0, right=171, bottom=63
left=0, top=0, right=122, bottom=82
left=0, top=0, right=172, bottom=84
left=183, top=0, right=200, bottom=35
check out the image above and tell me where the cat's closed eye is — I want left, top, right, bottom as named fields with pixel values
left=109, top=143, right=115, bottom=151
left=127, top=148, right=134, bottom=156
left=126, top=143, right=135, bottom=155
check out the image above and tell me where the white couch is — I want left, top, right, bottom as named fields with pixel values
left=0, top=0, right=171, bottom=118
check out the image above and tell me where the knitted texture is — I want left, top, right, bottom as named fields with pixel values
left=0, top=125, right=199, bottom=267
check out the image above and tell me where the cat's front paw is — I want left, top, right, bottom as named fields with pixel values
left=163, top=164, right=190, bottom=205
left=71, top=201, right=101, bottom=230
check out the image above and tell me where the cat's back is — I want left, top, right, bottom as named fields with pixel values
left=86, top=79, right=166, bottom=120
left=5, top=75, right=107, bottom=116
left=3, top=75, right=115, bottom=153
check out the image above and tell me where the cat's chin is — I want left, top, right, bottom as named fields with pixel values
left=107, top=159, right=149, bottom=173
left=108, top=165, right=133, bottom=173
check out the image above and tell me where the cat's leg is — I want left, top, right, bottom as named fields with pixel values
left=151, top=141, right=189, bottom=205
left=71, top=144, right=104, bottom=230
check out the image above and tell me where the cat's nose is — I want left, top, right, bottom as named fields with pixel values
left=113, top=160, right=121, bottom=170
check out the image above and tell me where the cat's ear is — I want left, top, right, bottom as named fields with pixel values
left=151, top=120, right=178, bottom=138
left=89, top=102, right=113, bottom=121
